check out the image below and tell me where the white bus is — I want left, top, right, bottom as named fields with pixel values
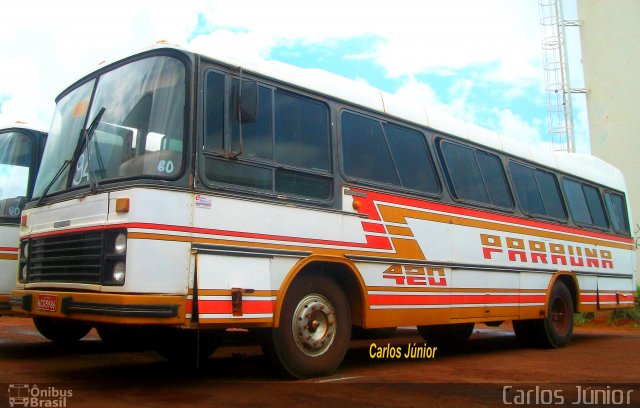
left=11, top=44, right=636, bottom=378
left=0, top=124, right=46, bottom=315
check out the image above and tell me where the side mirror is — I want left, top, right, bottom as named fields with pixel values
left=239, top=81, right=258, bottom=123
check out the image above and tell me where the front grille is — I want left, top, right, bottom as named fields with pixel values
left=27, top=232, right=105, bottom=284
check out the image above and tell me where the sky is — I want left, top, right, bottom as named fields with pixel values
left=0, top=0, right=590, bottom=153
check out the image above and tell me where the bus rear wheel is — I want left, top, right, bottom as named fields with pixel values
left=260, top=274, right=351, bottom=379
left=540, top=280, right=574, bottom=348
left=513, top=280, right=574, bottom=348
left=32, top=317, right=92, bottom=344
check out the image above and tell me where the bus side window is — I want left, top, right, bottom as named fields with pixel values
left=204, top=70, right=225, bottom=151
left=341, top=111, right=440, bottom=195
left=509, top=162, right=566, bottom=220
left=440, top=141, right=512, bottom=209
left=605, top=191, right=630, bottom=234
left=563, top=178, right=609, bottom=229
left=441, top=141, right=488, bottom=204
left=341, top=112, right=399, bottom=186
left=384, top=124, right=439, bottom=194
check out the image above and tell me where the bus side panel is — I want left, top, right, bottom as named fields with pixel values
left=597, top=276, right=636, bottom=309
left=195, top=253, right=297, bottom=324
left=577, top=274, right=598, bottom=313
left=519, top=272, right=552, bottom=319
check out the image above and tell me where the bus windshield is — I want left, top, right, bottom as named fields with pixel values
left=33, top=55, right=186, bottom=199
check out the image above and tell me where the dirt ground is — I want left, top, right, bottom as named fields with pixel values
left=1, top=317, right=639, bottom=407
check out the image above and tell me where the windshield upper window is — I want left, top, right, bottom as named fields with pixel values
left=0, top=131, right=32, bottom=218
left=33, top=55, right=186, bottom=199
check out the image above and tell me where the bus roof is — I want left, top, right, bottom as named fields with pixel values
left=0, top=122, right=48, bottom=135
left=77, top=42, right=630, bottom=193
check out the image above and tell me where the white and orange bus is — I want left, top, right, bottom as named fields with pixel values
left=0, top=124, right=46, bottom=315
left=11, top=44, right=636, bottom=378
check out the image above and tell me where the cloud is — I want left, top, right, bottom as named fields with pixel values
left=194, top=0, right=542, bottom=83
left=391, top=75, right=547, bottom=148
left=490, top=107, right=548, bottom=149
left=0, top=1, right=202, bottom=128
left=0, top=0, right=559, bottom=152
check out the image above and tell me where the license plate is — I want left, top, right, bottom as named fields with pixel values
left=36, top=294, right=58, bottom=312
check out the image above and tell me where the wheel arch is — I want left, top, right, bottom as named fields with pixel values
left=546, top=271, right=580, bottom=315
left=273, top=255, right=367, bottom=328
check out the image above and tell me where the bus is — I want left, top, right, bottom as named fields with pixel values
left=11, top=43, right=636, bottom=378
left=0, top=124, right=46, bottom=315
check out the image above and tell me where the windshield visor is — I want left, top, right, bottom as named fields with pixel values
left=34, top=55, right=186, bottom=199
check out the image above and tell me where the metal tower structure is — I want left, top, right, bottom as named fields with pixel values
left=539, top=0, right=583, bottom=153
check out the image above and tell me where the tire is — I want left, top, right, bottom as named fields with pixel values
left=417, top=323, right=474, bottom=350
left=156, top=328, right=224, bottom=366
left=539, top=280, right=574, bottom=348
left=513, top=281, right=574, bottom=348
left=32, top=317, right=92, bottom=344
left=260, top=274, right=351, bottom=379
left=512, top=319, right=541, bottom=347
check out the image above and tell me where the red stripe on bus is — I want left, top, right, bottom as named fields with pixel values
left=198, top=299, right=274, bottom=314
left=0, top=247, right=18, bottom=252
left=24, top=222, right=393, bottom=251
left=352, top=188, right=634, bottom=245
left=369, top=293, right=545, bottom=306
left=580, top=294, right=598, bottom=303
left=361, top=222, right=387, bottom=233
left=369, top=294, right=450, bottom=306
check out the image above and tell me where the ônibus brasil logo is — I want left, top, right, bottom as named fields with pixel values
left=8, top=384, right=73, bottom=407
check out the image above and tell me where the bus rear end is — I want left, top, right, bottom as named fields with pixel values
left=0, top=125, right=46, bottom=315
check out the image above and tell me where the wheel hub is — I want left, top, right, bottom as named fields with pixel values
left=551, top=297, right=569, bottom=334
left=292, top=294, right=337, bottom=357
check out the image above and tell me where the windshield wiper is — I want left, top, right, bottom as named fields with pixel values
left=34, top=107, right=107, bottom=207
left=36, top=107, right=107, bottom=206
left=36, top=159, right=72, bottom=207
left=83, top=107, right=106, bottom=193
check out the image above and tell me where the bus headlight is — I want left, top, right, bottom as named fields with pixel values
left=114, top=233, right=127, bottom=255
left=22, top=242, right=29, bottom=259
left=20, top=265, right=28, bottom=282
left=112, top=262, right=126, bottom=283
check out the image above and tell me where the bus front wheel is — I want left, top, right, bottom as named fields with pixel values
left=32, top=316, right=92, bottom=344
left=260, top=274, right=351, bottom=379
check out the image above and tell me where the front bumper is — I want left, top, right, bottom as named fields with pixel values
left=10, top=290, right=187, bottom=325
left=0, top=294, right=27, bottom=316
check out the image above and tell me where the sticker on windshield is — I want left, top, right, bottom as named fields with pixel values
left=195, top=194, right=212, bottom=209
left=157, top=160, right=174, bottom=174
left=72, top=153, right=89, bottom=186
